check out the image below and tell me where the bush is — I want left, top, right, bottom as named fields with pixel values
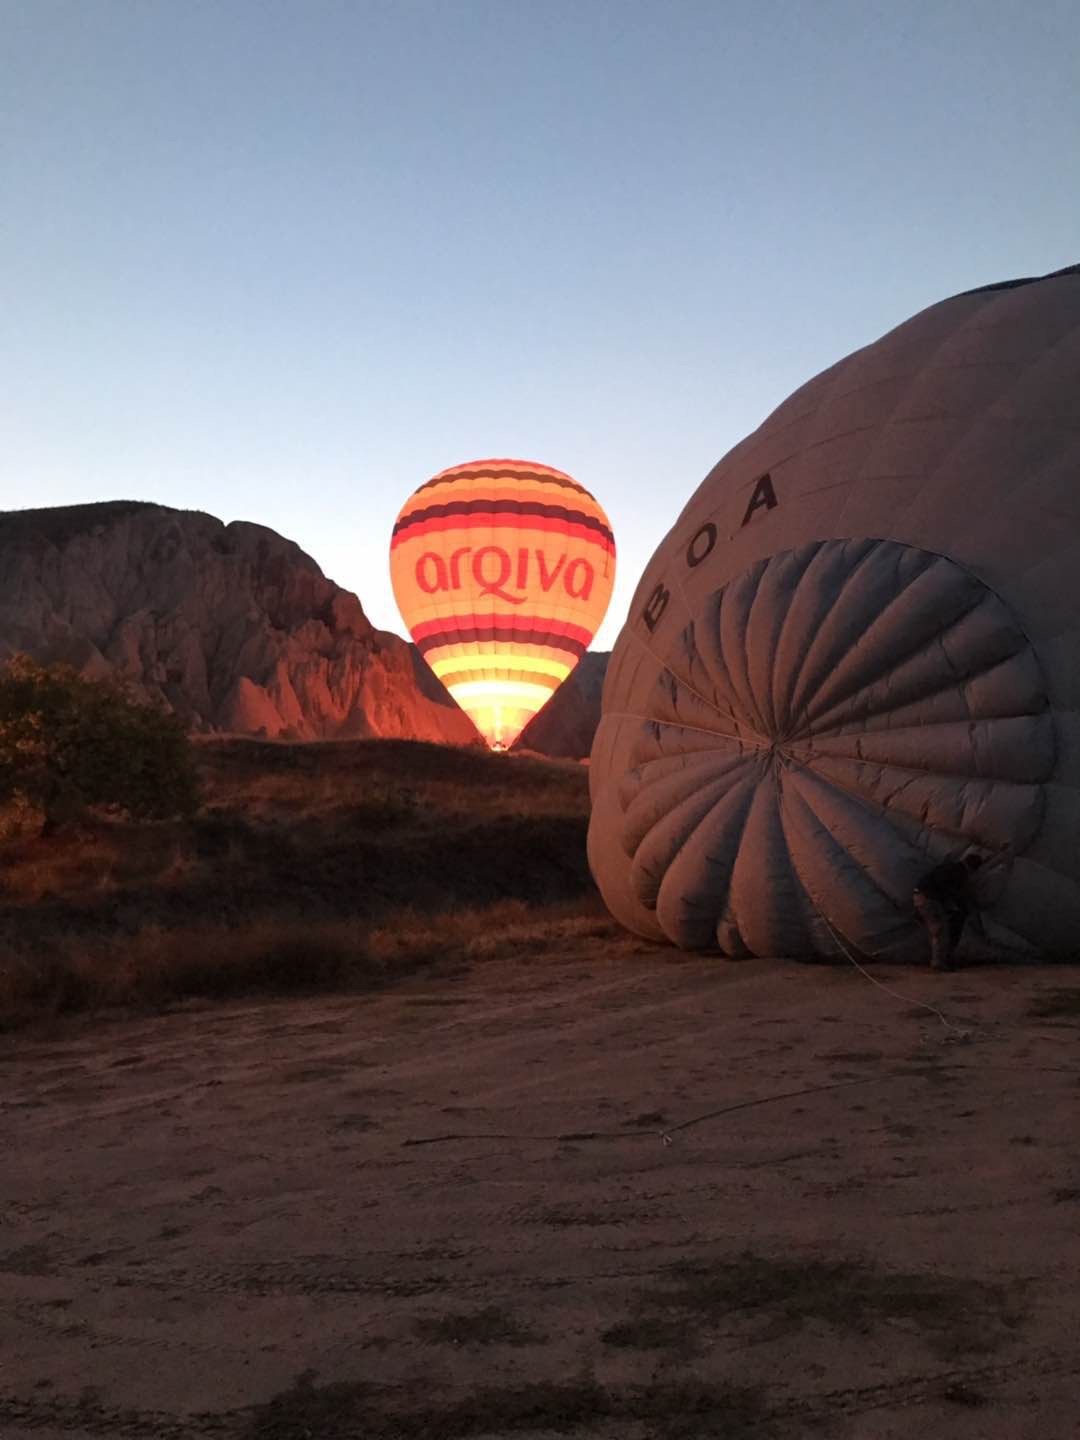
left=0, top=919, right=379, bottom=1027
left=0, top=655, right=199, bottom=830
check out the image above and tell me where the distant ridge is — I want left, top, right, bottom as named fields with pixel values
left=0, top=499, right=161, bottom=545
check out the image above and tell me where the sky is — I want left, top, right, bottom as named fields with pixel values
left=2, top=0, right=1078, bottom=648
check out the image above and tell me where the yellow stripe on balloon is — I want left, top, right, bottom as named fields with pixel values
left=425, top=639, right=580, bottom=665
left=430, top=653, right=573, bottom=683
left=449, top=679, right=559, bottom=707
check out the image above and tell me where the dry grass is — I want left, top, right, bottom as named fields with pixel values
left=0, top=920, right=376, bottom=1028
left=0, top=901, right=619, bottom=1028
left=0, top=737, right=606, bottom=1028
left=195, top=735, right=588, bottom=824
left=369, top=899, right=623, bottom=970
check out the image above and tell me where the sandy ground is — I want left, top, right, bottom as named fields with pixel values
left=3, top=943, right=1080, bottom=1438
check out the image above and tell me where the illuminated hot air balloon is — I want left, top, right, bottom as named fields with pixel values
left=390, top=459, right=615, bottom=749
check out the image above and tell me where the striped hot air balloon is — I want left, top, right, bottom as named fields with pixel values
left=390, top=458, right=615, bottom=749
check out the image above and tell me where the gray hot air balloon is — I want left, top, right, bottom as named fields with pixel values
left=589, top=264, right=1080, bottom=963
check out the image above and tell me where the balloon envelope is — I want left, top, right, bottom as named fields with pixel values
left=589, top=265, right=1080, bottom=962
left=391, top=459, right=615, bottom=748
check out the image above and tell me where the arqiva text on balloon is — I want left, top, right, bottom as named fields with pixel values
left=414, top=545, right=598, bottom=607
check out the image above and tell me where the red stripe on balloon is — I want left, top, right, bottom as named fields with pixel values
left=416, top=628, right=587, bottom=658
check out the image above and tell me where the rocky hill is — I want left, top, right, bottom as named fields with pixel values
left=0, top=501, right=478, bottom=744
left=514, top=651, right=609, bottom=760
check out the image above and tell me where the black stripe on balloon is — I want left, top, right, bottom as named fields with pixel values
left=417, top=628, right=587, bottom=658
left=416, top=468, right=597, bottom=501
left=393, top=498, right=614, bottom=543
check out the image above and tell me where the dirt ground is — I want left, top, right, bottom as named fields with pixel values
left=3, top=942, right=1080, bottom=1439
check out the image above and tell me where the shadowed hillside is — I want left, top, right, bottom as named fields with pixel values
left=514, top=651, right=609, bottom=760
left=0, top=739, right=617, bottom=1026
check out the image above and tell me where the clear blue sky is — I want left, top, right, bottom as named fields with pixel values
left=3, top=0, right=1077, bottom=647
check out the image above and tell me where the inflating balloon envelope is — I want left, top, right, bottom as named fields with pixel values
left=391, top=458, right=615, bottom=749
left=589, top=264, right=1080, bottom=963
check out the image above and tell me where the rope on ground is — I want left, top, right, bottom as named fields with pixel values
left=401, top=1076, right=881, bottom=1148
left=816, top=909, right=974, bottom=1041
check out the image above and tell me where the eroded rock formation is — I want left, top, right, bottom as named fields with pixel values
left=0, top=501, right=478, bottom=744
left=514, top=651, right=609, bottom=760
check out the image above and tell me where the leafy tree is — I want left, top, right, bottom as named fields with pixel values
left=0, top=655, right=199, bottom=830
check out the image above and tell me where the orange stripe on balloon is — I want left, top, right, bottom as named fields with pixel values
left=440, top=667, right=561, bottom=691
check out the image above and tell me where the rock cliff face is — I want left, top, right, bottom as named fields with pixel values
left=0, top=501, right=479, bottom=744
left=514, top=651, right=609, bottom=760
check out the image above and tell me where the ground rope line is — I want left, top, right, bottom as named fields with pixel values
left=815, top=910, right=973, bottom=1040
left=401, top=1076, right=883, bottom=1149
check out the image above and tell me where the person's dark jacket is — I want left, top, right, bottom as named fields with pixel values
left=914, top=861, right=972, bottom=910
